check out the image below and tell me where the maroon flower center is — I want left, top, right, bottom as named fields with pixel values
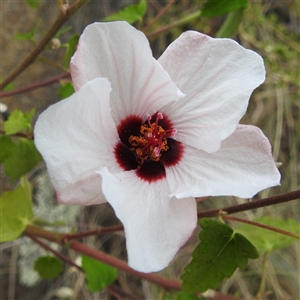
left=114, top=112, right=183, bottom=183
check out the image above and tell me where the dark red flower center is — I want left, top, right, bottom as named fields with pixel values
left=114, top=112, right=183, bottom=183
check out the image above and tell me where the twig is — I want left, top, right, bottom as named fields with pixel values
left=24, top=225, right=181, bottom=291
left=0, top=0, right=89, bottom=90
left=143, top=0, right=175, bottom=32
left=63, top=224, right=124, bottom=241
left=222, top=215, right=300, bottom=240
left=28, top=234, right=82, bottom=270
left=197, top=190, right=300, bottom=218
left=146, top=10, right=202, bottom=39
left=0, top=129, right=33, bottom=139
left=0, top=73, right=70, bottom=98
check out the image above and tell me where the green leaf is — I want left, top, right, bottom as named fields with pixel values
left=0, top=78, right=13, bottom=91
left=63, top=34, right=79, bottom=68
left=215, top=8, right=245, bottom=38
left=235, top=216, right=299, bottom=252
left=25, top=0, right=40, bottom=9
left=4, top=139, right=42, bottom=181
left=177, top=292, right=204, bottom=300
left=0, top=177, right=33, bottom=242
left=4, top=108, right=35, bottom=135
left=58, top=82, right=75, bottom=99
left=202, top=0, right=248, bottom=17
left=34, top=256, right=64, bottom=279
left=0, top=135, right=16, bottom=163
left=103, top=0, right=147, bottom=24
left=181, top=218, right=259, bottom=293
left=81, top=255, right=118, bottom=292
left=14, top=22, right=39, bottom=40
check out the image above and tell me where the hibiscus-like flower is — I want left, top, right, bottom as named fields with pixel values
left=34, top=21, right=280, bottom=273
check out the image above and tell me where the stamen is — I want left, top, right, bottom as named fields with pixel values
left=128, top=112, right=175, bottom=166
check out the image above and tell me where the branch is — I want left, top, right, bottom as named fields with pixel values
left=197, top=190, right=300, bottom=218
left=0, top=0, right=89, bottom=90
left=222, top=215, right=300, bottom=240
left=0, top=73, right=70, bottom=98
left=24, top=225, right=181, bottom=291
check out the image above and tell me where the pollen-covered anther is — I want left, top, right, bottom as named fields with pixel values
left=128, top=113, right=173, bottom=165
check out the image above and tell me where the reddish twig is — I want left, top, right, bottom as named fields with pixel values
left=0, top=129, right=33, bottom=139
left=0, top=73, right=70, bottom=98
left=0, top=0, right=89, bottom=90
left=197, top=190, right=300, bottom=218
left=27, top=234, right=82, bottom=270
left=223, top=215, right=300, bottom=240
left=143, top=0, right=175, bottom=32
left=63, top=224, right=124, bottom=241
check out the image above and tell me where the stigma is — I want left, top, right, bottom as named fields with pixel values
left=128, top=113, right=177, bottom=165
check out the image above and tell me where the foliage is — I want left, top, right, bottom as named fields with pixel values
left=81, top=255, right=118, bottom=292
left=182, top=218, right=259, bottom=293
left=202, top=0, right=248, bottom=17
left=0, top=177, right=33, bottom=242
left=34, top=256, right=64, bottom=279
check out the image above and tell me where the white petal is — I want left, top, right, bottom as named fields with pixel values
left=167, top=125, right=280, bottom=199
left=159, top=31, right=266, bottom=152
left=98, top=167, right=197, bottom=272
left=34, top=78, right=120, bottom=205
left=70, top=21, right=183, bottom=125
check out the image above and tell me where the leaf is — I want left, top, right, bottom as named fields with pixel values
left=34, top=256, right=64, bottom=279
left=14, top=22, right=39, bottom=40
left=202, top=0, right=248, bottom=17
left=0, top=135, right=16, bottom=163
left=103, top=0, right=147, bottom=24
left=0, top=177, right=33, bottom=242
left=81, top=255, right=118, bottom=292
left=58, top=82, right=75, bottom=99
left=181, top=218, right=259, bottom=293
left=177, top=292, right=204, bottom=300
left=25, top=0, right=40, bottom=9
left=4, top=138, right=42, bottom=181
left=235, top=216, right=299, bottom=252
left=63, top=34, right=79, bottom=68
left=4, top=108, right=35, bottom=135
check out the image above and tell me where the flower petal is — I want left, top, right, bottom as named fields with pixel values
left=34, top=78, right=120, bottom=205
left=166, top=125, right=280, bottom=199
left=98, top=167, right=197, bottom=272
left=159, top=31, right=266, bottom=153
left=70, top=21, right=183, bottom=125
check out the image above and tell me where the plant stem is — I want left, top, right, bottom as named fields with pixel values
left=222, top=215, right=300, bottom=240
left=24, top=225, right=181, bottom=291
left=197, top=189, right=300, bottom=218
left=255, top=251, right=269, bottom=299
left=28, top=234, right=82, bottom=270
left=146, top=10, right=202, bottom=39
left=63, top=224, right=124, bottom=241
left=143, top=0, right=175, bottom=33
left=0, top=0, right=89, bottom=90
left=0, top=73, right=70, bottom=98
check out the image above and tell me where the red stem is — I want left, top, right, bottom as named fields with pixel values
left=223, top=215, right=300, bottom=240
left=0, top=73, right=70, bottom=98
left=27, top=234, right=82, bottom=270
left=197, top=189, right=300, bottom=218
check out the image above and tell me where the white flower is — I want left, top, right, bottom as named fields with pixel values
left=34, top=22, right=280, bottom=273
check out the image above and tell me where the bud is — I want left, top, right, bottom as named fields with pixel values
left=50, top=38, right=61, bottom=50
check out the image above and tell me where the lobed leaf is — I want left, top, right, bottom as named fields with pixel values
left=235, top=216, right=299, bottom=252
left=181, top=218, right=258, bottom=293
left=81, top=255, right=118, bottom=292
left=4, top=108, right=35, bottom=135
left=0, top=135, right=16, bottom=163
left=0, top=177, right=33, bottom=242
left=34, top=256, right=64, bottom=279
left=202, top=0, right=248, bottom=17
left=4, top=138, right=42, bottom=181
left=103, top=0, right=147, bottom=24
